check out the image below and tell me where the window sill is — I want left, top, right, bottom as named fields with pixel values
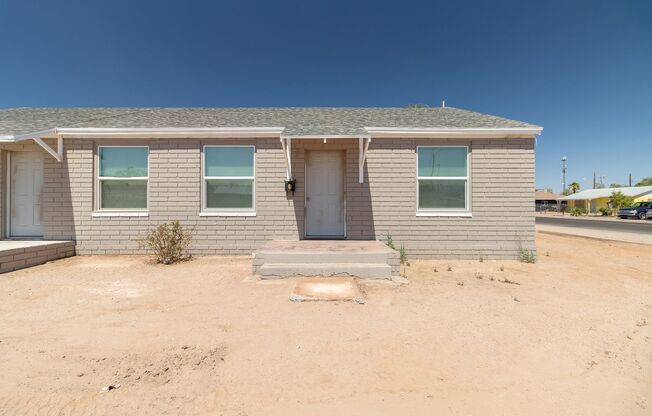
left=199, top=211, right=256, bottom=217
left=92, top=211, right=149, bottom=218
left=416, top=211, right=472, bottom=217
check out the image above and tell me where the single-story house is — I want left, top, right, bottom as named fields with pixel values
left=534, top=191, right=563, bottom=212
left=0, top=107, right=542, bottom=259
left=560, top=186, right=652, bottom=213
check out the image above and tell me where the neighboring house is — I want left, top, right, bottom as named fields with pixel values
left=534, top=191, right=563, bottom=212
left=560, top=186, right=652, bottom=213
left=0, top=107, right=542, bottom=259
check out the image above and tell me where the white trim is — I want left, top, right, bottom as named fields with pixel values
left=198, top=211, right=256, bottom=217
left=365, top=127, right=542, bottom=138
left=281, top=134, right=371, bottom=140
left=4, top=152, right=11, bottom=237
left=416, top=145, right=471, bottom=215
left=201, top=145, right=256, bottom=214
left=91, top=211, right=149, bottom=218
left=96, top=145, right=150, bottom=212
left=358, top=137, right=371, bottom=183
left=280, top=137, right=293, bottom=180
left=416, top=212, right=473, bottom=217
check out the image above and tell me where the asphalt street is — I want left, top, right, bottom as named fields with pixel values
left=536, top=216, right=652, bottom=235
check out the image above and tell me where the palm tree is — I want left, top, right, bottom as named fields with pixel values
left=569, top=182, right=580, bottom=194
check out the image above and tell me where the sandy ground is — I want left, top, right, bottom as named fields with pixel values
left=0, top=233, right=651, bottom=416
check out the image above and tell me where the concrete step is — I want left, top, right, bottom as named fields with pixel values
left=256, top=250, right=392, bottom=264
left=259, top=263, right=393, bottom=280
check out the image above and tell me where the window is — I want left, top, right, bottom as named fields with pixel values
left=417, top=146, right=469, bottom=212
left=98, top=146, right=148, bottom=210
left=203, top=146, right=255, bottom=212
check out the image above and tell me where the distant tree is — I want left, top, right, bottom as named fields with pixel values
left=562, top=189, right=571, bottom=196
left=608, top=191, right=635, bottom=210
left=609, top=183, right=623, bottom=188
left=568, top=182, right=580, bottom=194
left=635, top=177, right=652, bottom=186
left=407, top=103, right=430, bottom=108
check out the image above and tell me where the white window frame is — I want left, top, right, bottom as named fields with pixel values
left=96, top=145, right=149, bottom=214
left=416, top=145, right=471, bottom=216
left=201, top=145, right=256, bottom=216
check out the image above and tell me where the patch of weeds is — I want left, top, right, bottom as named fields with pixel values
left=546, top=251, right=550, bottom=257
left=636, top=318, right=648, bottom=327
left=489, top=276, right=495, bottom=281
left=447, top=265, right=452, bottom=272
left=456, top=281, right=464, bottom=286
left=500, top=278, right=520, bottom=285
left=474, top=272, right=483, bottom=280
left=433, top=267, right=438, bottom=273
left=499, top=266, right=505, bottom=272
left=399, top=244, right=408, bottom=265
left=385, top=233, right=395, bottom=250
left=479, top=257, right=484, bottom=263
left=518, top=245, right=537, bottom=264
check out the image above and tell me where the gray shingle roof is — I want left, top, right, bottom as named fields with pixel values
left=0, top=107, right=540, bottom=137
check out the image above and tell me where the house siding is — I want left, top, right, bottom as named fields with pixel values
left=0, top=137, right=535, bottom=259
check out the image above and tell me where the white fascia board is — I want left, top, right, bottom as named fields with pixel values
left=280, top=134, right=371, bottom=140
left=11, top=128, right=58, bottom=142
left=57, top=127, right=285, bottom=138
left=4, top=127, right=285, bottom=141
left=364, top=126, right=543, bottom=138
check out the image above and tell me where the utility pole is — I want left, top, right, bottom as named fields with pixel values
left=629, top=173, right=632, bottom=187
left=593, top=171, right=596, bottom=189
left=561, top=156, right=567, bottom=193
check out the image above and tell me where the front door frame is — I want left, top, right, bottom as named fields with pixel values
left=5, top=151, right=45, bottom=239
left=304, top=149, right=346, bottom=239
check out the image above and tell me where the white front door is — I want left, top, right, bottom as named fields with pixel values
left=10, top=151, right=44, bottom=237
left=305, top=150, right=345, bottom=237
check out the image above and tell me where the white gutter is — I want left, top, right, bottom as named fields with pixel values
left=363, top=126, right=543, bottom=138
left=2, top=127, right=286, bottom=142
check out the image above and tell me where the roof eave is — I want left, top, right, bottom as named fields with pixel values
left=3, top=127, right=286, bottom=141
left=364, top=127, right=543, bottom=138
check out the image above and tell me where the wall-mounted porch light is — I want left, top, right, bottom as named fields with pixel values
left=285, top=178, right=296, bottom=195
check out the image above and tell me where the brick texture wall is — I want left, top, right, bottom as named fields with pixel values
left=0, top=137, right=535, bottom=259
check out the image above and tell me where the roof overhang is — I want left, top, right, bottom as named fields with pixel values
left=0, top=127, right=286, bottom=142
left=363, top=127, right=543, bottom=138
left=0, top=126, right=543, bottom=142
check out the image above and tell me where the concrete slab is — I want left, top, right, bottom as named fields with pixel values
left=289, top=277, right=365, bottom=303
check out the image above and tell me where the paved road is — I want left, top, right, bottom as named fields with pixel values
left=536, top=216, right=652, bottom=235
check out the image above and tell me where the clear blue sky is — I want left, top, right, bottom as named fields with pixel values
left=1, top=0, right=650, bottom=192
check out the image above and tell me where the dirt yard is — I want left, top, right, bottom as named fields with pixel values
left=1, top=233, right=650, bottom=415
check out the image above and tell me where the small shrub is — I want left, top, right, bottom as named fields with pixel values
left=518, top=246, right=537, bottom=264
left=499, top=266, right=504, bottom=272
left=434, top=267, right=438, bottom=273
left=474, top=272, right=483, bottom=280
left=447, top=265, right=452, bottom=272
left=570, top=207, right=585, bottom=217
left=385, top=233, right=395, bottom=250
left=139, top=220, right=194, bottom=265
left=598, top=207, right=612, bottom=216
left=399, top=244, right=408, bottom=265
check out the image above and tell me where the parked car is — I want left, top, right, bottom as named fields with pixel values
left=646, top=209, right=652, bottom=220
left=618, top=201, right=652, bottom=219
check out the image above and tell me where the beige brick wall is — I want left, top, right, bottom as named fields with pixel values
left=0, top=137, right=535, bottom=259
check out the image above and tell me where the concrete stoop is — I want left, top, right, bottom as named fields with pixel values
left=253, top=240, right=400, bottom=280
